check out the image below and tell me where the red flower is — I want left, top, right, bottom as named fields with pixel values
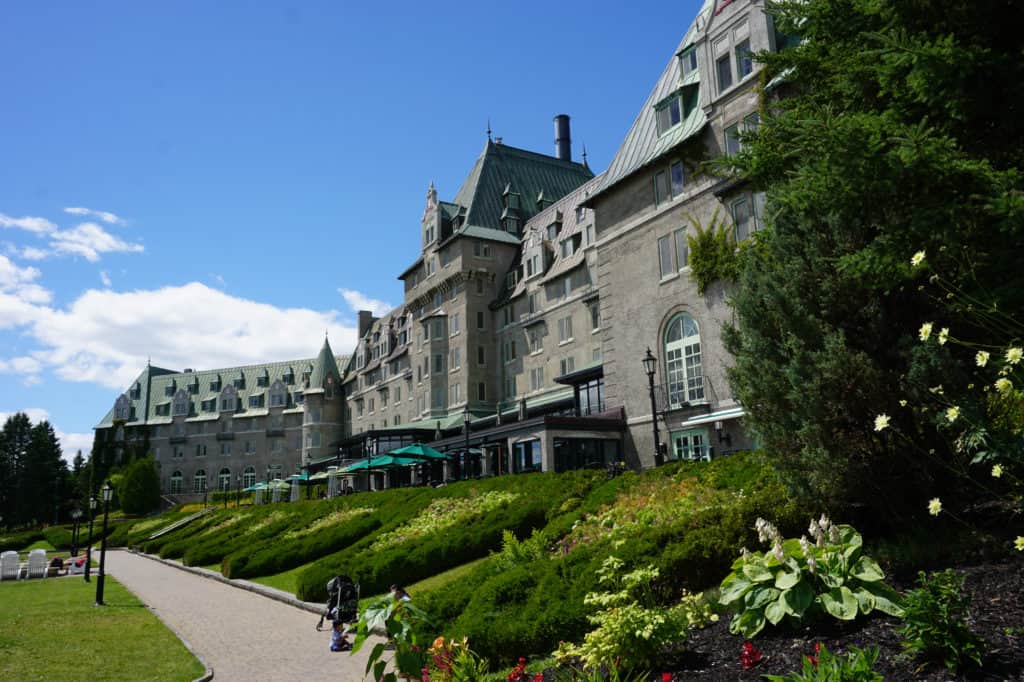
left=662, top=673, right=673, bottom=682
left=740, top=641, right=763, bottom=669
left=806, top=642, right=822, bottom=668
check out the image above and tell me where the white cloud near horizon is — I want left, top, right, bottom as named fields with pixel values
left=63, top=207, right=125, bottom=225
left=0, top=255, right=53, bottom=305
left=6, top=281, right=356, bottom=390
left=339, top=288, right=393, bottom=317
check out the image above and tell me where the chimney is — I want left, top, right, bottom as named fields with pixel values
left=357, top=310, right=375, bottom=339
left=553, top=114, right=571, bottom=161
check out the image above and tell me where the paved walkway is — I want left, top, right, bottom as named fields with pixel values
left=106, top=550, right=380, bottom=681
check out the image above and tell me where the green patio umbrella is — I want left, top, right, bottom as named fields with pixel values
left=284, top=472, right=311, bottom=482
left=343, top=455, right=420, bottom=472
left=389, top=443, right=448, bottom=460
left=267, top=479, right=292, bottom=490
left=243, top=481, right=268, bottom=492
left=308, top=471, right=329, bottom=481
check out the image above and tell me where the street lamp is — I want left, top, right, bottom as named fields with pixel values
left=70, top=508, right=82, bottom=556
left=84, top=495, right=97, bottom=583
left=642, top=348, right=664, bottom=466
left=236, top=474, right=241, bottom=508
left=463, top=405, right=471, bottom=480
left=95, top=482, right=113, bottom=606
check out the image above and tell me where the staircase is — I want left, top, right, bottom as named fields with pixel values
left=147, top=506, right=217, bottom=541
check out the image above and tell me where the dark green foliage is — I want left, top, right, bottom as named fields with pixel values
left=899, top=569, right=985, bottom=673
left=723, top=0, right=1024, bottom=520
left=0, top=415, right=69, bottom=527
left=686, top=209, right=740, bottom=295
left=42, top=525, right=75, bottom=549
left=117, top=457, right=161, bottom=515
left=0, top=529, right=44, bottom=553
left=764, top=643, right=883, bottom=682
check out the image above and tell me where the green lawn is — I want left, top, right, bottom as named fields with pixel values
left=0, top=577, right=205, bottom=680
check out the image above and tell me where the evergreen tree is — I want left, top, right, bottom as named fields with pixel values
left=724, top=0, right=1024, bottom=520
left=22, top=422, right=68, bottom=525
left=0, top=413, right=33, bottom=527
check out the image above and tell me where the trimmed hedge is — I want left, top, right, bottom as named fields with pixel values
left=294, top=471, right=604, bottom=602
left=0, top=529, right=44, bottom=553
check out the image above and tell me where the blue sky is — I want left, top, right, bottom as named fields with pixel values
left=0, top=0, right=701, bottom=459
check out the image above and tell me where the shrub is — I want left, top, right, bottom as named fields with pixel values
left=0, top=529, right=44, bottom=553
left=554, top=555, right=716, bottom=674
left=898, top=569, right=985, bottom=673
left=719, top=517, right=904, bottom=638
left=41, top=526, right=74, bottom=549
left=764, top=643, right=883, bottom=682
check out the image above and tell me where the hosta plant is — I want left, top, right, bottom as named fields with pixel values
left=719, top=517, right=904, bottom=637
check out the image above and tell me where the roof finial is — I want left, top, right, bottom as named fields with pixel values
left=582, top=143, right=589, bottom=167
left=486, top=117, right=492, bottom=141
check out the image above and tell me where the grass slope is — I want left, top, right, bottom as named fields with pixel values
left=0, top=577, right=205, bottom=680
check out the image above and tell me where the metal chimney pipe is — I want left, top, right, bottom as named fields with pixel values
left=553, top=114, right=571, bottom=161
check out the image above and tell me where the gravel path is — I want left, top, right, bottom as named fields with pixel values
left=105, top=550, right=381, bottom=681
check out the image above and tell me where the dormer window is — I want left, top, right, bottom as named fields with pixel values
left=656, top=96, right=682, bottom=136
left=219, top=386, right=238, bottom=412
left=172, top=390, right=191, bottom=417
left=164, top=381, right=176, bottom=397
left=269, top=380, right=287, bottom=408
left=679, top=46, right=698, bottom=77
left=503, top=216, right=520, bottom=234
left=210, top=376, right=221, bottom=392
left=233, top=374, right=245, bottom=390
left=129, top=383, right=141, bottom=400
left=114, top=394, right=132, bottom=421
left=257, top=372, right=269, bottom=388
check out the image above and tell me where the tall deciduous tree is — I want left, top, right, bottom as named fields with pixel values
left=724, top=0, right=1024, bottom=520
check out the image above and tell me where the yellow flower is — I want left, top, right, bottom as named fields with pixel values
left=910, top=250, right=925, bottom=267
left=937, top=327, right=949, bottom=345
left=991, top=464, right=1003, bottom=479
left=996, top=378, right=1013, bottom=394
left=928, top=498, right=942, bottom=516
left=874, top=414, right=890, bottom=432
left=945, top=406, right=960, bottom=423
left=919, top=322, right=933, bottom=342
left=899, top=399, right=907, bottom=407
left=975, top=351, right=990, bottom=367
left=1007, top=347, right=1023, bottom=365
left=1016, top=537, right=1024, bottom=552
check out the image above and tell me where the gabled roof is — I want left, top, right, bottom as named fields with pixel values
left=451, top=139, right=594, bottom=233
left=587, top=0, right=713, bottom=203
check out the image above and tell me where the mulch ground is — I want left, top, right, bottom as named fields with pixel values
left=654, top=556, right=1024, bottom=681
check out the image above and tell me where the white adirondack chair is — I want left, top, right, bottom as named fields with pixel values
left=27, top=548, right=47, bottom=579
left=0, top=551, right=18, bottom=580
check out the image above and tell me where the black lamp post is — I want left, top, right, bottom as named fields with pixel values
left=642, top=348, right=664, bottom=466
left=84, top=495, right=97, bottom=583
left=70, top=508, right=82, bottom=556
left=95, top=481, right=113, bottom=606
left=236, top=474, right=241, bottom=507
left=203, top=475, right=209, bottom=507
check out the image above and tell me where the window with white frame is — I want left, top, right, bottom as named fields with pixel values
left=528, top=292, right=540, bottom=314
left=218, top=468, right=231, bottom=491
left=665, top=313, right=705, bottom=408
left=243, top=466, right=256, bottom=488
left=450, top=382, right=461, bottom=404
left=589, top=302, right=601, bottom=331
left=558, top=316, right=573, bottom=343
left=193, top=469, right=207, bottom=493
left=674, top=228, right=689, bottom=270
left=654, top=170, right=669, bottom=206
left=451, top=348, right=461, bottom=370
left=170, top=470, right=183, bottom=494
left=560, top=356, right=575, bottom=376
left=451, top=313, right=460, bottom=334
left=735, top=38, right=752, bottom=79
left=670, top=161, right=685, bottom=197
left=529, top=328, right=543, bottom=353
left=679, top=46, right=698, bottom=77
left=658, top=235, right=674, bottom=278
left=731, top=196, right=753, bottom=242
left=529, top=367, right=545, bottom=391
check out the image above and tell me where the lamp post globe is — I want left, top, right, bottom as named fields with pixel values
left=84, top=495, right=98, bottom=582
left=642, top=348, right=664, bottom=466
left=95, top=482, right=114, bottom=606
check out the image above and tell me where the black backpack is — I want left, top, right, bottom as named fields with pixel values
left=318, top=574, right=359, bottom=629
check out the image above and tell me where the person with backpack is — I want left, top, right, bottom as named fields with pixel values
left=316, top=575, right=359, bottom=652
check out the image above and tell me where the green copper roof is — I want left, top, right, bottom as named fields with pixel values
left=307, top=337, right=341, bottom=391
left=588, top=0, right=713, bottom=202
left=452, top=140, right=594, bottom=232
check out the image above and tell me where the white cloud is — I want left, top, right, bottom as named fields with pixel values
left=64, top=207, right=125, bottom=225
left=50, top=222, right=144, bottom=262
left=99, top=270, right=112, bottom=287
left=339, top=288, right=393, bottom=317
left=0, top=407, right=51, bottom=424
left=18, top=246, right=50, bottom=261
left=0, top=255, right=52, bottom=305
left=14, top=281, right=355, bottom=390
left=0, top=213, right=57, bottom=234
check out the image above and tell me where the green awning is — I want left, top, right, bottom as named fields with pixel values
left=388, top=443, right=448, bottom=460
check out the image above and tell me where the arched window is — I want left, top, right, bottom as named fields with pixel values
left=170, top=470, right=183, bottom=494
left=193, top=469, right=207, bottom=493
left=218, top=467, right=231, bottom=492
left=243, top=466, right=256, bottom=488
left=664, top=313, right=704, bottom=408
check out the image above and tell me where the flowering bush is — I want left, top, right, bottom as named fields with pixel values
left=763, top=643, right=883, bottom=682
left=719, top=517, right=903, bottom=638
left=554, top=555, right=716, bottom=673
left=504, top=656, right=542, bottom=682
left=282, top=507, right=374, bottom=539
left=421, top=636, right=490, bottom=682
left=371, top=491, right=520, bottom=550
